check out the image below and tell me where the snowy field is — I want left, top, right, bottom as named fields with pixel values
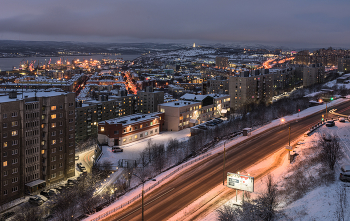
left=97, top=128, right=191, bottom=165
left=201, top=117, right=350, bottom=221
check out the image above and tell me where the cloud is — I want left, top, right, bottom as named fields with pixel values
left=0, top=0, right=350, bottom=47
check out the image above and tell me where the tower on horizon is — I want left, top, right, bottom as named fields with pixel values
left=193, top=43, right=196, bottom=48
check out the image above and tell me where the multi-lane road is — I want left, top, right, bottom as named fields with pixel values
left=103, top=100, right=350, bottom=221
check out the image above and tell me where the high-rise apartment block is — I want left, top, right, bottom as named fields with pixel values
left=302, top=64, right=325, bottom=87
left=137, top=87, right=164, bottom=114
left=216, top=57, right=229, bottom=69
left=206, top=76, right=229, bottom=94
left=338, top=57, right=350, bottom=73
left=0, top=91, right=75, bottom=206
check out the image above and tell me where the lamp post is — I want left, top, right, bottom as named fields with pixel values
left=223, top=141, right=226, bottom=185
left=288, top=123, right=291, bottom=162
left=133, top=173, right=145, bottom=221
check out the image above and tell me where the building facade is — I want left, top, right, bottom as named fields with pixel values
left=158, top=94, right=230, bottom=131
left=137, top=87, right=164, bottom=114
left=0, top=91, right=75, bottom=206
left=98, top=113, right=164, bottom=146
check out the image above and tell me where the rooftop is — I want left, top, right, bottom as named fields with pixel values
left=101, top=112, right=162, bottom=125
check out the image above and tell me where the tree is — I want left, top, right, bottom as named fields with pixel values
left=14, top=204, right=44, bottom=221
left=319, top=135, right=342, bottom=170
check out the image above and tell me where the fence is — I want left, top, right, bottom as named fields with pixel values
left=90, top=152, right=212, bottom=221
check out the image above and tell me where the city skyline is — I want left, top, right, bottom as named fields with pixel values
left=0, top=0, right=349, bottom=48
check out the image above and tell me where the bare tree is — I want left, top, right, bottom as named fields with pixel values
left=217, top=204, right=239, bottom=221
left=13, top=204, right=44, bottom=221
left=51, top=188, right=78, bottom=221
left=319, top=135, right=342, bottom=170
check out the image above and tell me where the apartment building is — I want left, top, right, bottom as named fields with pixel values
left=302, top=63, right=325, bottom=87
left=75, top=98, right=120, bottom=143
left=158, top=94, right=230, bottom=131
left=229, top=72, right=274, bottom=110
left=137, top=87, right=164, bottom=114
left=206, top=76, right=229, bottom=94
left=216, top=56, right=229, bottom=68
left=98, top=112, right=164, bottom=146
left=0, top=91, right=75, bottom=206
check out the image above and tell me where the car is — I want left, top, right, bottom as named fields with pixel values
left=339, top=117, right=346, bottom=122
left=112, top=147, right=123, bottom=153
left=67, top=178, right=77, bottom=185
left=77, top=162, right=82, bottom=168
left=28, top=196, right=44, bottom=206
left=340, top=172, right=350, bottom=182
left=326, top=120, right=335, bottom=127
left=40, top=190, right=52, bottom=198
left=75, top=155, right=79, bottom=160
left=341, top=165, right=350, bottom=173
left=80, top=167, right=87, bottom=173
left=37, top=195, right=48, bottom=202
left=49, top=189, right=60, bottom=195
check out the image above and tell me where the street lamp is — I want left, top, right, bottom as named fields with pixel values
left=133, top=173, right=145, bottom=221
left=223, top=141, right=226, bottom=185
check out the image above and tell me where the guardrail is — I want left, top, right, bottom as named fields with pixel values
left=90, top=152, right=212, bottom=221
left=304, top=121, right=325, bottom=136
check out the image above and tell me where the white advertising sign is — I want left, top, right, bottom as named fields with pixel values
left=227, top=172, right=254, bottom=192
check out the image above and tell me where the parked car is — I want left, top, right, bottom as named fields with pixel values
left=341, top=165, right=350, bottom=173
left=339, top=172, right=350, bottom=182
left=112, top=146, right=123, bottom=153
left=67, top=179, right=77, bottom=185
left=49, top=189, right=60, bottom=195
left=326, top=120, right=335, bottom=127
left=37, top=195, right=48, bottom=202
left=40, top=190, right=53, bottom=198
left=40, top=190, right=54, bottom=198
left=79, top=166, right=86, bottom=172
left=339, top=117, right=346, bottom=122
left=28, top=196, right=44, bottom=206
left=75, top=155, right=79, bottom=160
left=77, top=162, right=82, bottom=168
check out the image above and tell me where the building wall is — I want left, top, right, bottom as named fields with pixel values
left=137, top=91, right=164, bottom=114
left=98, top=113, right=164, bottom=146
left=302, top=64, right=325, bottom=87
left=0, top=92, right=75, bottom=206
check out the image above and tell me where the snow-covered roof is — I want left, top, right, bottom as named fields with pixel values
left=180, top=93, right=230, bottom=102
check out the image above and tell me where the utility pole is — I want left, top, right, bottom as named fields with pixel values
left=223, top=142, right=226, bottom=185
left=326, top=102, right=328, bottom=119
left=288, top=124, right=291, bottom=162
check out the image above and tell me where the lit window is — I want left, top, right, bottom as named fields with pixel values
left=134, top=135, right=137, bottom=139
left=3, top=161, right=7, bottom=167
left=41, top=150, right=45, bottom=154
left=51, top=123, right=56, bottom=128
left=3, top=142, right=7, bottom=148
left=52, top=140, right=56, bottom=145
left=51, top=106, right=56, bottom=111
left=101, top=127, right=104, bottom=132
left=11, top=131, right=18, bottom=136
left=51, top=114, right=56, bottom=119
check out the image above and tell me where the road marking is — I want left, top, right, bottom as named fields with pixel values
left=115, top=188, right=175, bottom=221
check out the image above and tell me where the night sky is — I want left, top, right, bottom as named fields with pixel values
left=0, top=0, right=349, bottom=47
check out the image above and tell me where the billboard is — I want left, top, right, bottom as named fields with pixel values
left=227, top=172, right=254, bottom=192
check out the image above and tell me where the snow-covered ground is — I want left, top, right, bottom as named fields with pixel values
left=201, top=113, right=350, bottom=221
left=97, top=128, right=191, bottom=165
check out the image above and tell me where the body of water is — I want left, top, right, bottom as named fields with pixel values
left=0, top=54, right=141, bottom=71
